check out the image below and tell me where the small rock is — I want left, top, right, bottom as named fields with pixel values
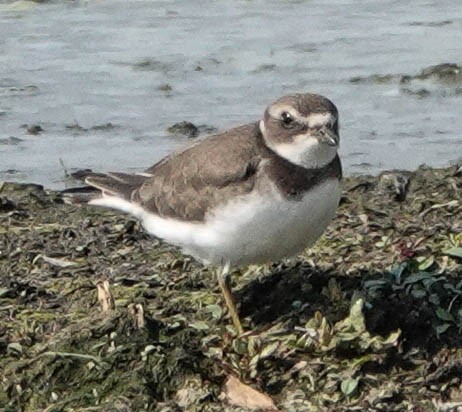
left=91, top=122, right=116, bottom=131
left=26, top=124, right=43, bottom=135
left=347, top=64, right=462, bottom=97
left=408, top=20, right=452, bottom=27
left=3, top=85, right=39, bottom=96
left=400, top=63, right=462, bottom=85
left=350, top=74, right=396, bottom=84
left=0, top=169, right=20, bottom=175
left=378, top=171, right=412, bottom=202
left=132, top=59, right=172, bottom=73
left=252, top=64, right=277, bottom=73
left=167, top=121, right=199, bottom=138
left=158, top=83, right=172, bottom=93
left=65, top=122, right=117, bottom=132
left=193, top=58, right=221, bottom=72
left=167, top=122, right=217, bottom=138
left=400, top=88, right=431, bottom=98
left=66, top=122, right=87, bottom=132
left=0, top=197, right=17, bottom=212
left=69, top=169, right=93, bottom=181
left=197, top=124, right=218, bottom=135
left=0, top=136, right=23, bottom=145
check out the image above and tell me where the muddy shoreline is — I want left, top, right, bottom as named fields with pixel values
left=1, top=164, right=461, bottom=411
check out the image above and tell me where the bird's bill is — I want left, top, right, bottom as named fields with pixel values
left=317, top=128, right=339, bottom=147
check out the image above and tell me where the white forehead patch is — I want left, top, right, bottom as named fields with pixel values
left=268, top=104, right=335, bottom=128
left=306, top=112, right=335, bottom=128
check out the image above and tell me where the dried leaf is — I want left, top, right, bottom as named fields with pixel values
left=176, top=377, right=211, bottom=409
left=330, top=298, right=400, bottom=352
left=435, top=307, right=455, bottom=323
left=206, top=304, right=223, bottom=320
left=7, top=342, right=23, bottom=356
left=33, top=254, right=78, bottom=268
left=402, top=272, right=434, bottom=285
left=417, top=255, right=434, bottom=271
left=189, top=321, right=210, bottom=331
left=221, top=376, right=279, bottom=411
left=341, top=377, right=359, bottom=396
left=260, top=341, right=280, bottom=360
left=435, top=323, right=451, bottom=336
left=443, top=247, right=462, bottom=259
left=96, top=280, right=115, bottom=313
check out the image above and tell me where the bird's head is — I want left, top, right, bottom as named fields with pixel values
left=260, top=93, right=339, bottom=169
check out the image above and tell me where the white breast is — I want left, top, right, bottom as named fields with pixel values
left=140, top=178, right=341, bottom=266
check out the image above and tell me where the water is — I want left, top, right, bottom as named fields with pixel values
left=1, top=0, right=461, bottom=189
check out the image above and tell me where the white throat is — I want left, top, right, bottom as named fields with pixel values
left=259, top=120, right=337, bottom=169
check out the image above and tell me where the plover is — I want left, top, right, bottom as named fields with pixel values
left=83, top=93, right=342, bottom=333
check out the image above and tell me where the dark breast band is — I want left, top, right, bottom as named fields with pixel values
left=265, top=154, right=342, bottom=200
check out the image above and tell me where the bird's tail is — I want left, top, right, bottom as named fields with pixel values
left=62, top=172, right=149, bottom=216
left=85, top=172, right=148, bottom=200
left=61, top=185, right=102, bottom=204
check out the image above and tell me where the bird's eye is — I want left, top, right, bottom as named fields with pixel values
left=281, top=112, right=294, bottom=127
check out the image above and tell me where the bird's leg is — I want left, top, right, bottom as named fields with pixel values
left=217, top=263, right=244, bottom=335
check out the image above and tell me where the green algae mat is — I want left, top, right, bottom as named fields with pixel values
left=1, top=165, right=461, bottom=411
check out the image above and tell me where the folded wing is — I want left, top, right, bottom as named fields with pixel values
left=85, top=124, right=264, bottom=222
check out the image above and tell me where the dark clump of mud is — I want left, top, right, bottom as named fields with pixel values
left=0, top=165, right=461, bottom=411
left=167, top=121, right=218, bottom=139
left=350, top=62, right=462, bottom=98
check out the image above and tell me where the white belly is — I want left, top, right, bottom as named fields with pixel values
left=140, top=178, right=341, bottom=266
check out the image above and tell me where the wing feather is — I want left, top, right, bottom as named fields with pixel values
left=85, top=123, right=265, bottom=222
left=135, top=123, right=264, bottom=221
